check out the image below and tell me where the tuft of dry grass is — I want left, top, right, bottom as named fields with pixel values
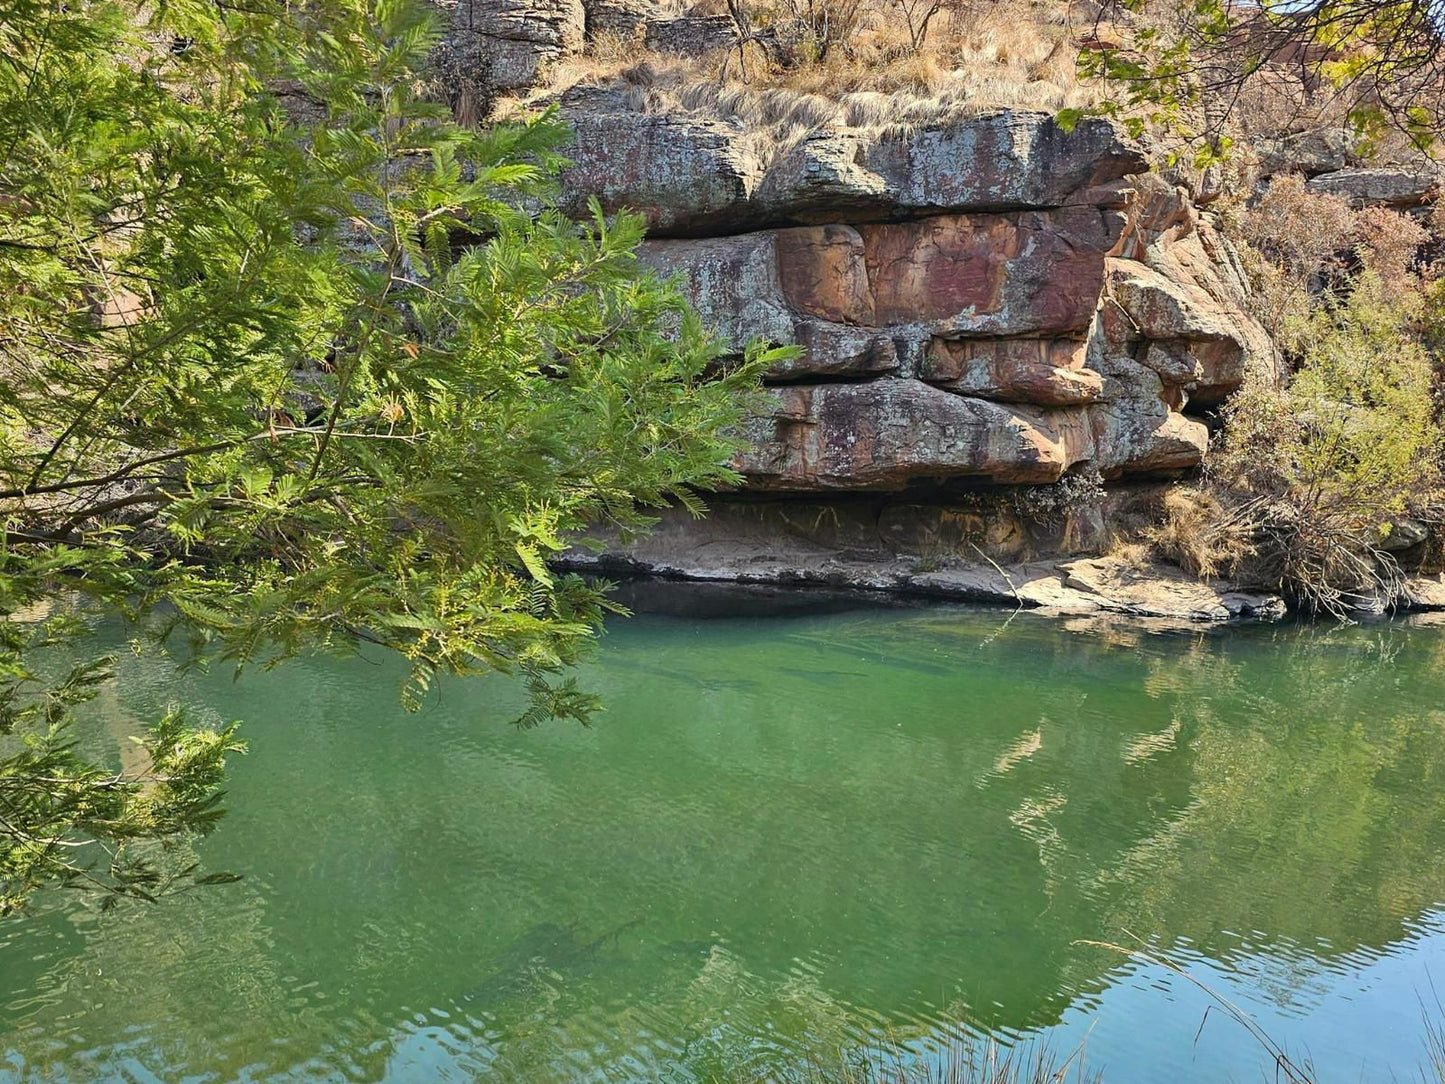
left=1103, top=538, right=1152, bottom=570
left=755, top=1034, right=1097, bottom=1084
left=1141, top=488, right=1256, bottom=581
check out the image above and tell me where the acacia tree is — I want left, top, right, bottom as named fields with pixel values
left=1078, top=0, right=1445, bottom=158
left=0, top=0, right=784, bottom=912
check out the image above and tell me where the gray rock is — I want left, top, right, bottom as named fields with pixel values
left=1256, top=128, right=1358, bottom=177
left=557, top=101, right=1147, bottom=234
left=736, top=381, right=1097, bottom=490
left=555, top=504, right=1287, bottom=623
left=1306, top=166, right=1442, bottom=207
left=451, top=0, right=585, bottom=92
left=1380, top=518, right=1430, bottom=552
left=585, top=0, right=659, bottom=37
left=644, top=15, right=736, bottom=55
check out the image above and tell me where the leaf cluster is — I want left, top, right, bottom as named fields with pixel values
left=0, top=0, right=785, bottom=910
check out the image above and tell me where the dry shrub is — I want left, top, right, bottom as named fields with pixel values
left=1353, top=205, right=1429, bottom=288
left=1237, top=173, right=1355, bottom=284
left=1234, top=176, right=1434, bottom=334
left=1232, top=173, right=1353, bottom=335
left=777, top=0, right=867, bottom=63
left=1143, top=488, right=1255, bottom=579
left=539, top=30, right=658, bottom=91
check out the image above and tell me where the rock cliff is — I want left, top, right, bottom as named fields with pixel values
left=547, top=83, right=1277, bottom=585
left=443, top=0, right=1442, bottom=619
left=546, top=81, right=1283, bottom=482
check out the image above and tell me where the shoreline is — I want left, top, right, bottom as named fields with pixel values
left=560, top=552, right=1445, bottom=626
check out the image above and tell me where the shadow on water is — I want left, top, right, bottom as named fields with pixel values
left=605, top=577, right=944, bottom=620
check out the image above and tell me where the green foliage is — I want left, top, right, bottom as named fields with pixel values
left=1074, top=0, right=1445, bottom=161
left=0, top=0, right=785, bottom=910
left=1205, top=272, right=1445, bottom=614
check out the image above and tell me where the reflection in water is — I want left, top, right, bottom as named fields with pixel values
left=2, top=608, right=1445, bottom=1082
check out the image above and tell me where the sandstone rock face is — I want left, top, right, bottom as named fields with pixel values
left=643, top=14, right=735, bottom=55
left=558, top=90, right=1146, bottom=235
left=921, top=339, right=1103, bottom=406
left=556, top=87, right=762, bottom=234
left=737, top=382, right=1097, bottom=489
left=514, top=56, right=1278, bottom=580
left=642, top=207, right=1126, bottom=368
left=624, top=161, right=1269, bottom=492
left=450, top=0, right=585, bottom=92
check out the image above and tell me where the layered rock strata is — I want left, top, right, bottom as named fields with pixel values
left=539, top=96, right=1281, bottom=611
left=566, top=102, right=1276, bottom=497
left=441, top=1, right=1442, bottom=617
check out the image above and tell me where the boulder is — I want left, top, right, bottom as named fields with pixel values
left=1089, top=390, right=1210, bottom=476
left=921, top=338, right=1104, bottom=406
left=559, top=86, right=762, bottom=235
left=1405, top=575, right=1445, bottom=610
left=1104, top=239, right=1276, bottom=405
left=584, top=0, right=659, bottom=36
left=1306, top=166, right=1442, bottom=207
left=453, top=0, right=585, bottom=92
left=644, top=14, right=736, bottom=54
left=1256, top=128, right=1357, bottom=177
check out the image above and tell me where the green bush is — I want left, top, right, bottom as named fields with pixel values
left=1200, top=272, right=1445, bottom=614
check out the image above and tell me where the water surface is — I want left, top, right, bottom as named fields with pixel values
left=3, top=599, right=1445, bottom=1081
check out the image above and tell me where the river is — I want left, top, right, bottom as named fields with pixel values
left=3, top=594, right=1445, bottom=1081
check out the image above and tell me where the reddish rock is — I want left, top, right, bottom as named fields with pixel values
left=775, top=225, right=875, bottom=324
left=921, top=338, right=1104, bottom=406
left=861, top=208, right=1123, bottom=331
left=736, top=381, right=1097, bottom=490
left=640, top=206, right=1126, bottom=380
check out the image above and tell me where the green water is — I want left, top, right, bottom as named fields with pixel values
left=4, top=595, right=1445, bottom=1082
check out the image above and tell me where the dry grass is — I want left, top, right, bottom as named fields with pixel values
left=488, top=0, right=1445, bottom=177
left=758, top=1034, right=1096, bottom=1084
left=513, top=0, right=1099, bottom=142
left=1141, top=488, right=1255, bottom=581
left=1103, top=538, right=1151, bottom=570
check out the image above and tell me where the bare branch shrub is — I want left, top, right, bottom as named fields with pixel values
left=779, top=0, right=866, bottom=64
left=1236, top=173, right=1355, bottom=286
left=1353, top=206, right=1429, bottom=289
left=892, top=0, right=944, bottom=53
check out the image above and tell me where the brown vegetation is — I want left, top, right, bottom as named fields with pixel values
left=519, top=0, right=1095, bottom=115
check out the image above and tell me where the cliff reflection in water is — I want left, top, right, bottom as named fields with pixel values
left=2, top=605, right=1445, bottom=1083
